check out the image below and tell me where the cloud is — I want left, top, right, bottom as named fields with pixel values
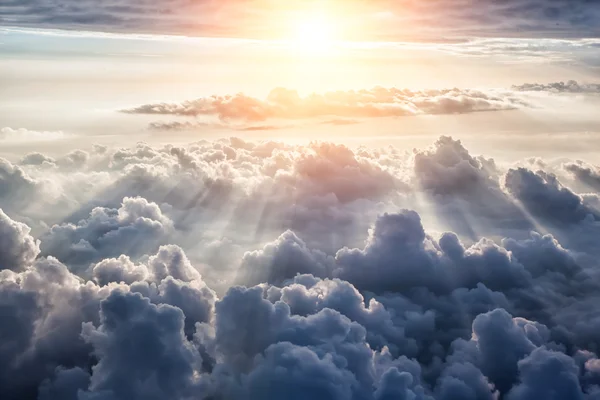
left=0, top=157, right=39, bottom=211
left=5, top=135, right=600, bottom=400
left=506, top=347, right=584, bottom=400
left=20, top=152, right=57, bottom=167
left=77, top=290, right=202, bottom=400
left=333, top=210, right=531, bottom=295
left=0, top=208, right=40, bottom=271
left=147, top=120, right=288, bottom=132
left=0, top=127, right=67, bottom=142
left=0, top=239, right=215, bottom=399
left=413, top=136, right=531, bottom=238
left=0, top=203, right=597, bottom=399
left=564, top=161, right=600, bottom=192
left=123, top=86, right=527, bottom=123
left=513, top=80, right=600, bottom=93
left=132, top=81, right=600, bottom=131
left=2, top=0, right=600, bottom=39
left=505, top=167, right=599, bottom=226
left=40, top=197, right=174, bottom=269
left=236, top=230, right=334, bottom=286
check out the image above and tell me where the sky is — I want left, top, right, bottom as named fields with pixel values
left=2, top=1, right=600, bottom=400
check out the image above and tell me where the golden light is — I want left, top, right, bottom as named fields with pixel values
left=290, top=13, right=339, bottom=54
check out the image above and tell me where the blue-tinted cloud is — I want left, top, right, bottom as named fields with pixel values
left=3, top=135, right=600, bottom=400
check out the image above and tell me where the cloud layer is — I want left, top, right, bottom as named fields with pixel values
left=123, top=86, right=526, bottom=122
left=2, top=135, right=600, bottom=399
left=121, top=81, right=600, bottom=131
left=124, top=86, right=533, bottom=131
left=513, top=80, right=600, bottom=93
left=2, top=0, right=600, bottom=39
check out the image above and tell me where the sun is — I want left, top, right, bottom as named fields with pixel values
left=291, top=14, right=338, bottom=54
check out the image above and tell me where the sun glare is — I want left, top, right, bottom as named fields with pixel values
left=291, top=14, right=338, bottom=54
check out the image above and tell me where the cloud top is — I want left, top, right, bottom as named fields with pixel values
left=2, top=135, right=600, bottom=400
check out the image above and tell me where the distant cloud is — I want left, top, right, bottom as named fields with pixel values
left=134, top=81, right=600, bottom=130
left=124, top=86, right=527, bottom=124
left=0, top=127, right=67, bottom=142
left=513, top=80, right=600, bottom=93
left=2, top=0, right=600, bottom=39
left=148, top=121, right=287, bottom=132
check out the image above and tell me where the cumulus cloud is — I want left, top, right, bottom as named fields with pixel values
left=505, top=167, right=599, bottom=225
left=506, top=347, right=583, bottom=400
left=123, top=86, right=527, bottom=124
left=5, top=135, right=600, bottom=400
left=77, top=290, right=202, bottom=400
left=40, top=197, right=174, bottom=269
left=236, top=230, right=334, bottom=286
left=413, top=136, right=532, bottom=238
left=333, top=210, right=535, bottom=295
left=564, top=161, right=600, bottom=192
left=20, top=152, right=57, bottom=167
left=0, top=157, right=38, bottom=210
left=0, top=208, right=39, bottom=271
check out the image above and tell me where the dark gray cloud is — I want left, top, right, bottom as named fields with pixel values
left=507, top=347, right=584, bottom=400
left=76, top=290, right=202, bottom=400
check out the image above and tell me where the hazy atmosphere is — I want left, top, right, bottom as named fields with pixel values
left=2, top=1, right=600, bottom=399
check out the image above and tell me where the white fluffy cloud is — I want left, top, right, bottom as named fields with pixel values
left=0, top=208, right=40, bottom=271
